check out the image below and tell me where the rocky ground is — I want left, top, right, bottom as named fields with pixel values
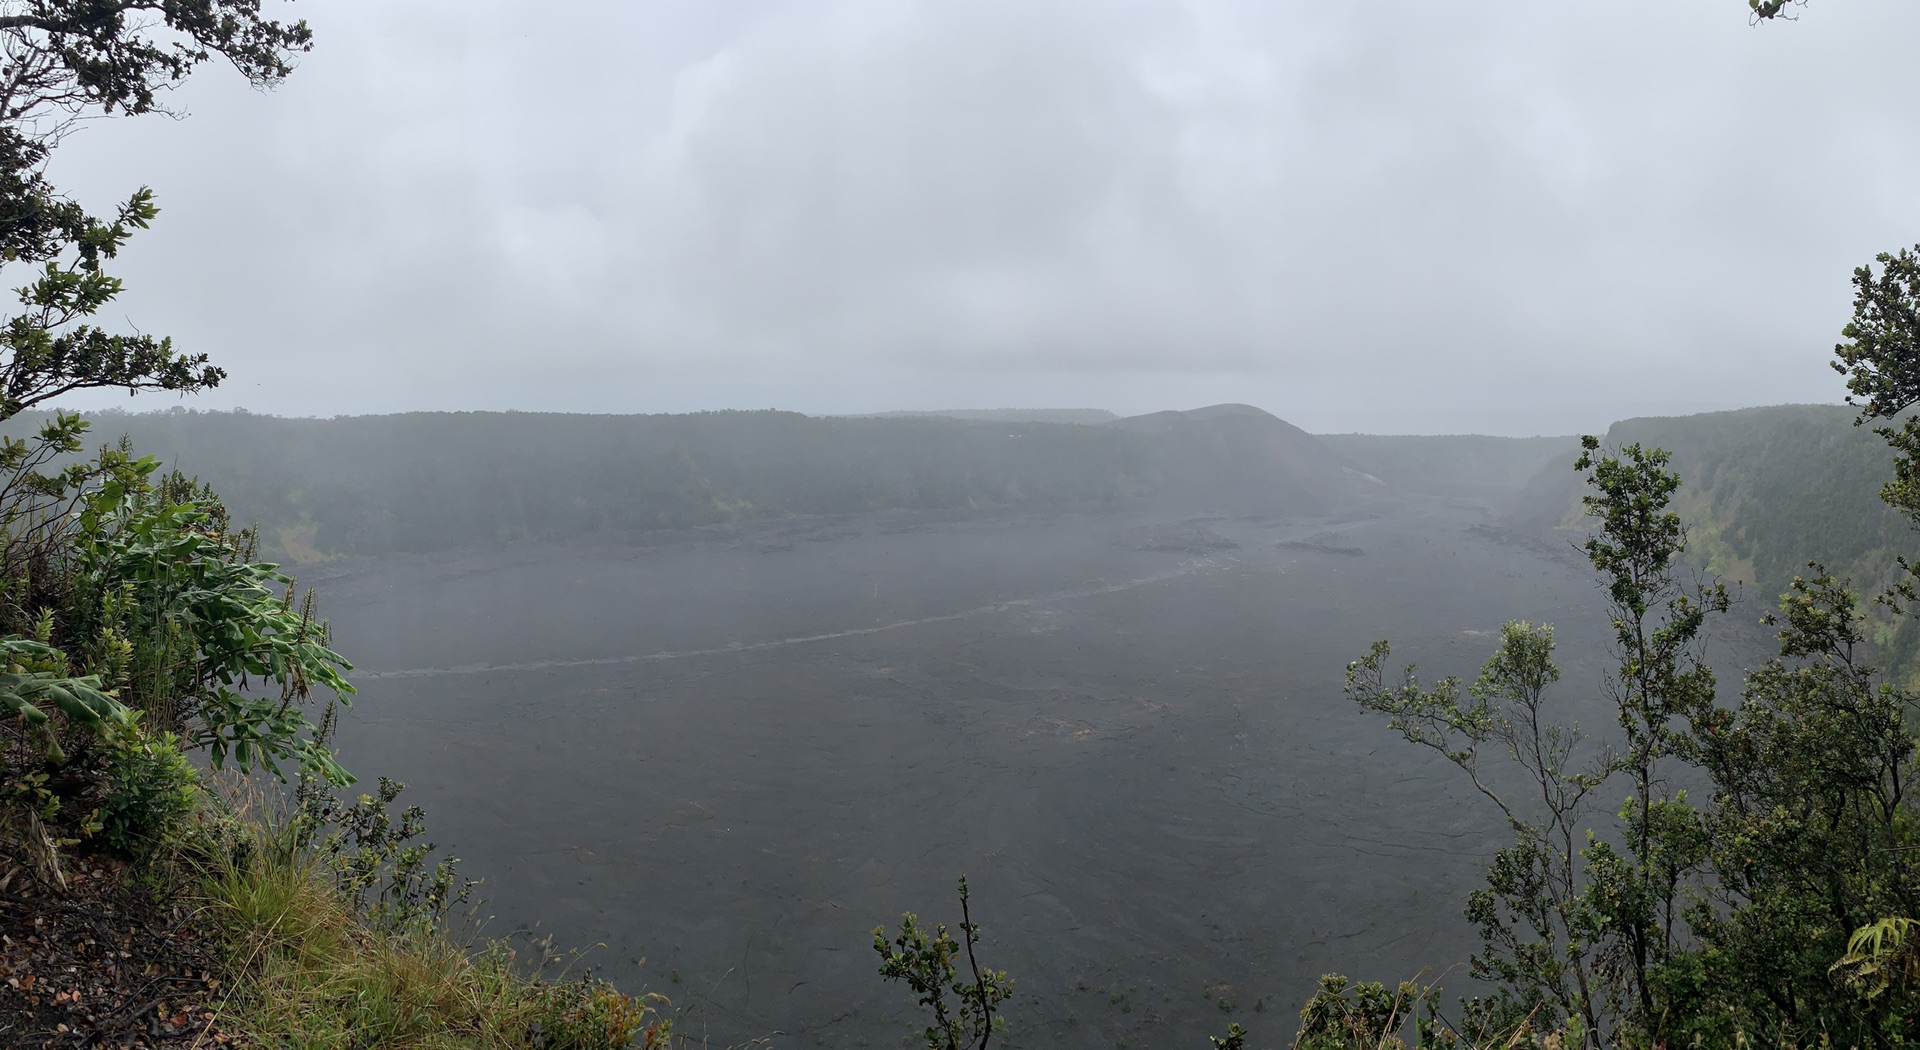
left=0, top=855, right=235, bottom=1049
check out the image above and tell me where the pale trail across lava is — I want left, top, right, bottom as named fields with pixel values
left=359, top=554, right=1246, bottom=681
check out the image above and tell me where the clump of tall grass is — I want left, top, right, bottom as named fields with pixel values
left=186, top=773, right=676, bottom=1050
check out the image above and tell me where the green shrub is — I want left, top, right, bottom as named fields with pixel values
left=873, top=875, right=1015, bottom=1050
left=528, top=978, right=672, bottom=1050
left=285, top=729, right=474, bottom=936
left=1208, top=1022, right=1248, bottom=1049
left=1292, top=973, right=1457, bottom=1050
left=75, top=461, right=357, bottom=785
left=97, top=720, right=198, bottom=858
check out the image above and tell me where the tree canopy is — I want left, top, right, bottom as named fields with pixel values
left=0, top=0, right=312, bottom=420
left=1748, top=0, right=1805, bottom=21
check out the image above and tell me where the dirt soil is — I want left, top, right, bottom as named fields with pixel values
left=0, top=855, right=236, bottom=1049
left=310, top=498, right=1774, bottom=1049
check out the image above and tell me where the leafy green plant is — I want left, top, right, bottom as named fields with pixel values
left=1831, top=918, right=1920, bottom=1002
left=0, top=2, right=313, bottom=426
left=874, top=875, right=1016, bottom=1050
left=0, top=416, right=356, bottom=899
left=0, top=0, right=328, bottom=880
left=1569, top=439, right=1728, bottom=1040
left=528, top=977, right=675, bottom=1050
left=0, top=416, right=137, bottom=859
left=1210, top=1021, right=1249, bottom=1049
left=1671, top=566, right=1920, bottom=1046
left=1, top=414, right=354, bottom=785
left=97, top=718, right=198, bottom=858
left=0, top=617, right=131, bottom=886
left=278, top=705, right=472, bottom=935
left=0, top=635, right=126, bottom=742
left=1291, top=973, right=1458, bottom=1050
left=308, top=774, right=472, bottom=934
left=1348, top=622, right=1605, bottom=1042
left=74, top=459, right=356, bottom=783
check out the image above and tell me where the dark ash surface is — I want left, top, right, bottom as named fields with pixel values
left=314, top=499, right=1755, bottom=1048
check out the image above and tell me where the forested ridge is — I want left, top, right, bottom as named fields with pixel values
left=1502, top=404, right=1919, bottom=667
left=30, top=406, right=1901, bottom=591
left=35, top=408, right=1165, bottom=559
left=54, top=405, right=1892, bottom=592
left=1606, top=406, right=1904, bottom=598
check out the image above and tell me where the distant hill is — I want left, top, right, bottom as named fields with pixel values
left=1505, top=404, right=1903, bottom=591
left=1108, top=403, right=1385, bottom=515
left=14, top=404, right=1438, bottom=562
left=849, top=408, right=1119, bottom=425
left=1501, top=403, right=1919, bottom=669
left=1317, top=433, right=1579, bottom=499
left=28, top=409, right=1163, bottom=561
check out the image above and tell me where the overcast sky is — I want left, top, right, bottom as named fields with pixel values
left=38, top=0, right=1920, bottom=435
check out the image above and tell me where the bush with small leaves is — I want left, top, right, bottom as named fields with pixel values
left=289, top=755, right=474, bottom=935
left=528, top=978, right=674, bottom=1050
left=1209, top=1021, right=1248, bottom=1049
left=97, top=719, right=198, bottom=859
left=874, top=875, right=1015, bottom=1050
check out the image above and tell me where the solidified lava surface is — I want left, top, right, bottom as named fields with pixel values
left=311, top=499, right=1765, bottom=1049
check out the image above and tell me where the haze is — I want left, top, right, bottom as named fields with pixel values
left=15, top=2, right=1920, bottom=1046
left=44, top=0, right=1920, bottom=435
